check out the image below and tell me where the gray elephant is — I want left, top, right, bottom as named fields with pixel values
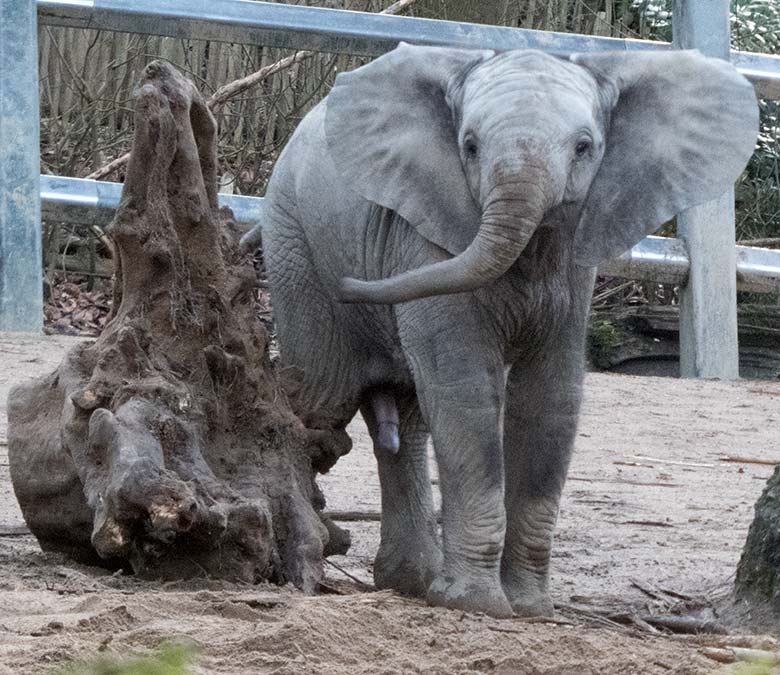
left=241, top=44, right=757, bottom=618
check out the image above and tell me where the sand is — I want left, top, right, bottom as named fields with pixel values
left=2, top=333, right=779, bottom=674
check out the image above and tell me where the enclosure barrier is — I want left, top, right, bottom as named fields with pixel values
left=3, top=0, right=780, bottom=378
left=42, top=175, right=780, bottom=295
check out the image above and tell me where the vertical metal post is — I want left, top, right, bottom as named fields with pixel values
left=673, top=0, right=739, bottom=378
left=0, top=0, right=43, bottom=332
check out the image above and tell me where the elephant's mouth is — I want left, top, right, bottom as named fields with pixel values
left=515, top=227, right=557, bottom=276
left=517, top=199, right=588, bottom=272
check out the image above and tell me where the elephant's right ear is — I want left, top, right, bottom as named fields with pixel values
left=571, top=50, right=758, bottom=266
left=325, top=43, right=493, bottom=256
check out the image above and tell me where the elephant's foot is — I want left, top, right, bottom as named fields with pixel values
left=505, top=586, right=554, bottom=618
left=426, top=574, right=513, bottom=618
left=373, top=535, right=441, bottom=598
left=502, top=568, right=554, bottom=618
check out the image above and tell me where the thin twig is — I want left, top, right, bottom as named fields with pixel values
left=380, top=0, right=418, bottom=13
left=86, top=152, right=131, bottom=181
left=639, top=614, right=727, bottom=635
left=592, top=279, right=636, bottom=305
left=324, top=509, right=443, bottom=523
left=613, top=460, right=655, bottom=468
left=323, top=558, right=373, bottom=590
left=629, top=455, right=714, bottom=469
left=324, top=510, right=381, bottom=522
left=555, top=603, right=632, bottom=632
left=604, top=612, right=661, bottom=634
left=486, top=625, right=525, bottom=634
left=630, top=578, right=668, bottom=601
left=0, top=526, right=32, bottom=537
left=209, top=50, right=314, bottom=110
left=719, top=456, right=779, bottom=466
left=737, top=237, right=780, bottom=248
left=568, top=476, right=682, bottom=488
left=513, top=616, right=575, bottom=626
left=701, top=646, right=780, bottom=665
left=45, top=27, right=94, bottom=103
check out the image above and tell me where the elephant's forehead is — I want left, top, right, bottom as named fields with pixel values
left=466, top=50, right=600, bottom=102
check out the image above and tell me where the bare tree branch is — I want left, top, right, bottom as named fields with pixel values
left=86, top=0, right=418, bottom=182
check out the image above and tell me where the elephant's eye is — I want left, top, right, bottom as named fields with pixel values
left=575, top=139, right=592, bottom=158
left=464, top=137, right=478, bottom=160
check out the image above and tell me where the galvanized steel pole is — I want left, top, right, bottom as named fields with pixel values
left=673, top=0, right=739, bottom=378
left=0, top=0, right=43, bottom=332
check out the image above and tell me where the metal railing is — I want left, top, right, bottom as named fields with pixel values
left=42, top=174, right=780, bottom=296
left=3, top=0, right=780, bottom=378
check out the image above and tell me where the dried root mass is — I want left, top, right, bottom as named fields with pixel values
left=734, top=465, right=780, bottom=626
left=8, top=62, right=350, bottom=590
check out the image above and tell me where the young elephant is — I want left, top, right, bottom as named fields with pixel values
left=241, top=45, right=757, bottom=618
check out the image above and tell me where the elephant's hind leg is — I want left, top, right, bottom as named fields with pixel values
left=361, top=394, right=441, bottom=598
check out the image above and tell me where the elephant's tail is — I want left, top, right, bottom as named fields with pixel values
left=239, top=223, right=263, bottom=254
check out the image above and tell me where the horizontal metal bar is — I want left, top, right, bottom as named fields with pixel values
left=37, top=0, right=780, bottom=98
left=41, top=176, right=780, bottom=294
left=41, top=175, right=265, bottom=227
left=735, top=245, right=780, bottom=294
left=36, top=0, right=666, bottom=56
left=598, top=235, right=690, bottom=286
left=731, top=50, right=780, bottom=100
left=600, top=234, right=780, bottom=294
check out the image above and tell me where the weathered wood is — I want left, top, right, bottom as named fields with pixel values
left=623, top=614, right=726, bottom=635
left=588, top=305, right=780, bottom=379
left=324, top=510, right=444, bottom=524
left=735, top=466, right=780, bottom=616
left=628, top=455, right=714, bottom=469
left=720, top=457, right=779, bottom=467
left=0, top=525, right=32, bottom=537
left=8, top=62, right=350, bottom=589
left=701, top=646, right=780, bottom=665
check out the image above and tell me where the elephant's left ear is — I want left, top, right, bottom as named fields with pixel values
left=324, top=43, right=494, bottom=256
left=571, top=50, right=758, bottom=266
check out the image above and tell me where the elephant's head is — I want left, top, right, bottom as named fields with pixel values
left=324, top=44, right=758, bottom=304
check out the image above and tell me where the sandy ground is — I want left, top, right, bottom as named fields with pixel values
left=2, top=333, right=780, bottom=674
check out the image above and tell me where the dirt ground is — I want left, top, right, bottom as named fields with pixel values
left=2, top=333, right=780, bottom=674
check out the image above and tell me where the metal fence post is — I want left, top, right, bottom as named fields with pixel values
left=0, top=0, right=43, bottom=332
left=673, top=0, right=739, bottom=378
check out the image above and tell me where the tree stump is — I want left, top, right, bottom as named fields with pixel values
left=8, top=62, right=350, bottom=590
left=735, top=466, right=780, bottom=617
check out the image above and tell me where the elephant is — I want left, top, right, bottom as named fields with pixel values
left=240, top=44, right=757, bottom=618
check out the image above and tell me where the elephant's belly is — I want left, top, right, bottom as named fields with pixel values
left=263, top=212, right=414, bottom=429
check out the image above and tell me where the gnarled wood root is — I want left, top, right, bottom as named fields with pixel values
left=8, top=61, right=350, bottom=590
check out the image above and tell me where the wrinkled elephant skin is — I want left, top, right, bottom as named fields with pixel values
left=241, top=45, right=758, bottom=618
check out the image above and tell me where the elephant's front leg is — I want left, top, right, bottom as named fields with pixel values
left=401, top=316, right=511, bottom=617
left=501, top=326, right=587, bottom=617
left=425, top=370, right=511, bottom=617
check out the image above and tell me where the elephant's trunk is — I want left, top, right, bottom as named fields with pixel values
left=339, top=172, right=553, bottom=304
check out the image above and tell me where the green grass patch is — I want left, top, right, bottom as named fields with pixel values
left=54, top=643, right=197, bottom=675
